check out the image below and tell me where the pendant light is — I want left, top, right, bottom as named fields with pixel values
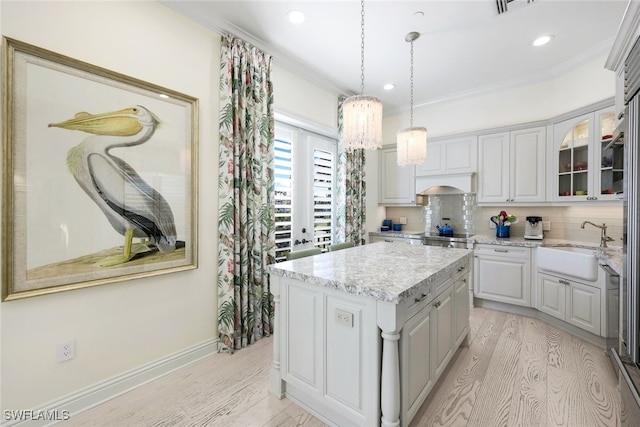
left=397, top=32, right=427, bottom=166
left=342, top=0, right=383, bottom=150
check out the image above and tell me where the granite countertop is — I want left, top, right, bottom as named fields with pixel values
left=268, top=242, right=471, bottom=304
left=369, top=230, right=425, bottom=239
left=473, top=234, right=624, bottom=276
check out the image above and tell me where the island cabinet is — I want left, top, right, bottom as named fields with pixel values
left=268, top=243, right=472, bottom=427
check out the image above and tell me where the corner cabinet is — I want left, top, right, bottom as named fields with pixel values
left=477, top=126, right=546, bottom=204
left=552, top=106, right=619, bottom=202
left=378, top=146, right=415, bottom=205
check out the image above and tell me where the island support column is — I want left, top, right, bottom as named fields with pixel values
left=377, top=300, right=405, bottom=427
left=269, top=277, right=285, bottom=398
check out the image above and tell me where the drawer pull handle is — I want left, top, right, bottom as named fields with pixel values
left=384, top=239, right=393, bottom=243
left=559, top=279, right=570, bottom=285
left=434, top=301, right=441, bottom=308
left=457, top=266, right=466, bottom=272
left=494, top=249, right=508, bottom=253
left=414, top=293, right=429, bottom=303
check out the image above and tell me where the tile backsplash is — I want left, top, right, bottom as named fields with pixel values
left=385, top=203, right=624, bottom=247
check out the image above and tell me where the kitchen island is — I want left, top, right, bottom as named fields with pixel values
left=267, top=242, right=472, bottom=427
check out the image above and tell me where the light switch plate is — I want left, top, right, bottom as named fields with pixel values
left=542, top=221, right=551, bottom=231
left=399, top=217, right=407, bottom=225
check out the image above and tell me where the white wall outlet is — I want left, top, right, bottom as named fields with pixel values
left=335, top=309, right=354, bottom=327
left=399, top=217, right=407, bottom=225
left=542, top=221, right=551, bottom=231
left=57, top=340, right=75, bottom=362
left=489, top=219, right=496, bottom=229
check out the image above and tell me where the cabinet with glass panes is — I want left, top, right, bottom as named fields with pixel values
left=553, top=106, right=618, bottom=202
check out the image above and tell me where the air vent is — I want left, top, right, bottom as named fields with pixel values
left=496, top=0, right=536, bottom=15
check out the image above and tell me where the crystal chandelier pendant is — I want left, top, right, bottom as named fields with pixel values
left=397, top=31, right=427, bottom=166
left=343, top=0, right=383, bottom=151
left=397, top=126, right=427, bottom=166
left=343, top=95, right=383, bottom=150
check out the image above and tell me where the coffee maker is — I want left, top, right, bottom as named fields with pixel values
left=524, top=216, right=543, bottom=240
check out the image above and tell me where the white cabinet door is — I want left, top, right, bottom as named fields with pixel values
left=510, top=126, right=546, bottom=202
left=432, top=286, right=454, bottom=379
left=379, top=147, right=415, bottom=205
left=478, top=127, right=546, bottom=203
left=402, top=303, right=435, bottom=421
left=474, top=246, right=531, bottom=307
left=538, top=273, right=566, bottom=320
left=567, top=280, right=601, bottom=335
left=537, top=272, right=602, bottom=336
left=415, top=136, right=477, bottom=176
left=477, top=132, right=510, bottom=203
left=454, top=275, right=469, bottom=347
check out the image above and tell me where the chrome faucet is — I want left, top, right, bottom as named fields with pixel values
left=581, top=221, right=614, bottom=248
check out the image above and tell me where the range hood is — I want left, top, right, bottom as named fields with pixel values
left=415, top=173, right=475, bottom=204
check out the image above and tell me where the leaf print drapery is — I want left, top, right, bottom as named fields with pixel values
left=336, top=95, right=367, bottom=246
left=218, top=34, right=275, bottom=352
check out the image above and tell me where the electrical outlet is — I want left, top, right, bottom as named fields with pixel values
left=542, top=221, right=551, bottom=231
left=399, top=217, right=407, bottom=225
left=57, top=340, right=75, bottom=362
left=489, top=219, right=496, bottom=229
left=335, top=309, right=353, bottom=327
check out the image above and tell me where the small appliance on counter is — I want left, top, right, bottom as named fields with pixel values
left=524, top=216, right=543, bottom=240
left=381, top=219, right=392, bottom=232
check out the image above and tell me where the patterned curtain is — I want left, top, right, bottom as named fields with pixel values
left=218, top=34, right=275, bottom=352
left=336, top=95, right=367, bottom=245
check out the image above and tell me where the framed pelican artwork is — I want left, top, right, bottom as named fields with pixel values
left=1, top=37, right=199, bottom=301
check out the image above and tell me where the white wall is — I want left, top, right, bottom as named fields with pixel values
left=0, top=0, right=340, bottom=414
left=0, top=1, right=218, bottom=412
left=382, top=53, right=615, bottom=140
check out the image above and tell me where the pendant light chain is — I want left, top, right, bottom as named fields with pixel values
left=342, top=0, right=383, bottom=151
left=410, top=38, right=414, bottom=128
left=359, top=0, right=366, bottom=95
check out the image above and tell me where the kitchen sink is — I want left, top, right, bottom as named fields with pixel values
left=537, top=246, right=599, bottom=282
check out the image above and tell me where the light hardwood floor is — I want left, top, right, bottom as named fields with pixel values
left=65, top=307, right=620, bottom=426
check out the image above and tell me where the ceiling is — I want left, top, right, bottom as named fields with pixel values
left=160, top=0, right=629, bottom=115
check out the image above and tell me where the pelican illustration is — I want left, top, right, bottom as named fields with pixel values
left=49, top=106, right=179, bottom=266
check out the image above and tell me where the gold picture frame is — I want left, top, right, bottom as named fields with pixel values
left=2, top=37, right=199, bottom=301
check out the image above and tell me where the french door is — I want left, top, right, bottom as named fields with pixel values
left=274, top=122, right=336, bottom=261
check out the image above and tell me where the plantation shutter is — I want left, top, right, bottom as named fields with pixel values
left=312, top=148, right=334, bottom=251
left=274, top=131, right=294, bottom=262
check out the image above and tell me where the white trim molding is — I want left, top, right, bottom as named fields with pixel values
left=3, top=339, right=218, bottom=427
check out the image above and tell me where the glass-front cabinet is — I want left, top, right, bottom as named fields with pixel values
left=553, top=106, right=619, bottom=202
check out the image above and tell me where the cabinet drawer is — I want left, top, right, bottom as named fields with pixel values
left=475, top=244, right=531, bottom=259
left=405, top=283, right=436, bottom=320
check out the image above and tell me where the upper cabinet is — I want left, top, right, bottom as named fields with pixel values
left=378, top=146, right=415, bottom=205
left=552, top=106, right=619, bottom=202
left=415, top=135, right=477, bottom=176
left=477, top=126, right=546, bottom=204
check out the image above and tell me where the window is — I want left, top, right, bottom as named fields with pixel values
left=274, top=122, right=337, bottom=261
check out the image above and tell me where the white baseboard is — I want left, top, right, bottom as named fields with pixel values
left=2, top=338, right=218, bottom=427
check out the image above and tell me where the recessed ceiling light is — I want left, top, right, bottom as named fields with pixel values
left=533, top=35, right=554, bottom=47
left=384, top=83, right=395, bottom=90
left=287, top=10, right=305, bottom=24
